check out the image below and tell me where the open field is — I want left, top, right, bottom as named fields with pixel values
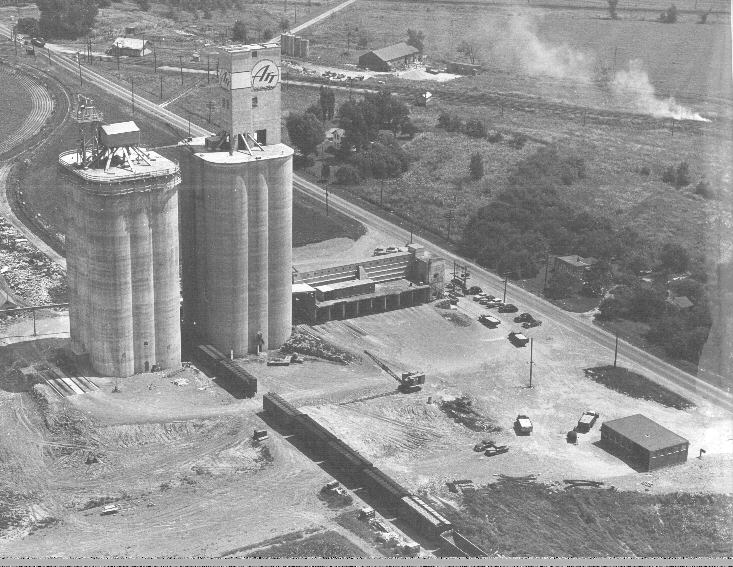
left=300, top=1, right=731, bottom=108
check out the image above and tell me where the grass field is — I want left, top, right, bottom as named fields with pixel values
left=293, top=191, right=366, bottom=247
left=300, top=1, right=731, bottom=107
left=447, top=481, right=733, bottom=557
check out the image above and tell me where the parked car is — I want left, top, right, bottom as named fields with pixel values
left=484, top=445, right=509, bottom=457
left=473, top=439, right=494, bottom=452
left=468, top=286, right=483, bottom=295
left=385, top=246, right=400, bottom=254
left=577, top=411, right=599, bottom=433
left=478, top=314, right=501, bottom=328
left=473, top=295, right=485, bottom=302
left=101, top=504, right=121, bottom=515
left=498, top=303, right=519, bottom=313
left=514, top=312, right=534, bottom=323
left=484, top=300, right=503, bottom=308
left=31, top=36, right=46, bottom=47
left=514, top=414, right=533, bottom=435
left=508, top=331, right=529, bottom=346
left=373, top=246, right=387, bottom=256
left=522, top=320, right=542, bottom=329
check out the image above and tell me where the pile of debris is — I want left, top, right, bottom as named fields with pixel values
left=439, top=396, right=502, bottom=432
left=280, top=327, right=359, bottom=365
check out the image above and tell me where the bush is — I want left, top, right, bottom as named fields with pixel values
left=469, top=152, right=484, bottom=180
left=232, top=20, right=247, bottom=42
left=437, top=112, right=463, bottom=132
left=661, top=161, right=690, bottom=189
left=659, top=4, right=678, bottom=23
left=37, top=0, right=99, bottom=39
left=335, top=165, right=360, bottom=185
left=16, top=17, right=40, bottom=36
left=464, top=118, right=486, bottom=138
left=487, top=131, right=503, bottom=143
left=285, top=112, right=325, bottom=157
left=659, top=242, right=690, bottom=274
left=401, top=120, right=418, bottom=139
left=694, top=180, right=715, bottom=199
left=639, top=165, right=650, bottom=176
left=509, top=133, right=528, bottom=149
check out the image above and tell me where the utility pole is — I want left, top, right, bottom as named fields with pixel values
left=207, top=55, right=210, bottom=84
left=670, top=119, right=675, bottom=137
left=207, top=100, right=213, bottom=123
left=78, top=56, right=83, bottom=86
left=613, top=331, right=619, bottom=368
left=502, top=272, right=509, bottom=303
left=179, top=55, right=184, bottom=85
left=131, top=77, right=135, bottom=115
left=160, top=75, right=163, bottom=100
left=153, top=44, right=157, bottom=73
left=528, top=338, right=534, bottom=387
left=13, top=26, right=17, bottom=57
left=544, top=251, right=551, bottom=293
left=32, top=309, right=36, bottom=336
left=447, top=209, right=454, bottom=242
left=612, top=45, right=618, bottom=75
left=380, top=179, right=384, bottom=207
left=116, top=49, right=120, bottom=76
left=325, top=188, right=329, bottom=216
left=188, top=112, right=191, bottom=136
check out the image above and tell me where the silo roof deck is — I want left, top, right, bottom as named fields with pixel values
left=58, top=150, right=179, bottom=184
left=184, top=140, right=293, bottom=164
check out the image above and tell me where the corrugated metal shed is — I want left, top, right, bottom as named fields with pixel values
left=369, top=42, right=420, bottom=63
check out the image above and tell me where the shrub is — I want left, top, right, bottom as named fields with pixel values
left=464, top=118, right=486, bottom=138
left=509, top=133, right=528, bottom=149
left=232, top=20, right=247, bottom=42
left=661, top=161, right=690, bottom=189
left=335, top=165, right=360, bottom=185
left=469, top=152, right=484, bottom=180
left=659, top=4, right=678, bottom=23
left=437, top=112, right=463, bottom=132
left=639, top=165, right=650, bottom=176
left=545, top=271, right=582, bottom=299
left=16, top=17, right=40, bottom=36
left=694, top=180, right=715, bottom=199
left=487, top=131, right=503, bottom=143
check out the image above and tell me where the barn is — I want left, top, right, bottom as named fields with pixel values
left=600, top=414, right=689, bottom=471
left=107, top=37, right=153, bottom=57
left=358, top=42, right=421, bottom=72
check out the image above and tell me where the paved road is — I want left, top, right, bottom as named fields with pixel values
left=0, top=21, right=730, bottom=413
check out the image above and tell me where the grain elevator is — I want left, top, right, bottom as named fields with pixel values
left=179, top=43, right=294, bottom=356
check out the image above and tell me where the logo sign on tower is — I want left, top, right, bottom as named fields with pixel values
left=251, top=60, right=280, bottom=91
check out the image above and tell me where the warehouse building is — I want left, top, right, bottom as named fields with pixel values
left=600, top=414, right=689, bottom=471
left=358, top=42, right=421, bottom=72
left=106, top=37, right=153, bottom=57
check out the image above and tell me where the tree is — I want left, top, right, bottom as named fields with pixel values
left=262, top=28, right=273, bottom=41
left=661, top=161, right=690, bottom=189
left=136, top=0, right=150, bottom=10
left=545, top=271, right=582, bottom=299
left=335, top=165, right=360, bottom=185
left=279, top=16, right=290, bottom=32
left=695, top=180, right=715, bottom=199
left=16, top=17, right=40, bottom=36
left=36, top=0, right=99, bottom=39
left=469, top=153, right=484, bottom=180
left=232, top=19, right=247, bottom=42
left=357, top=31, right=368, bottom=49
left=406, top=28, right=424, bottom=52
left=659, top=243, right=690, bottom=274
left=457, top=40, right=478, bottom=64
left=319, top=86, right=335, bottom=121
left=583, top=260, right=612, bottom=297
left=285, top=112, right=325, bottom=157
left=699, top=9, right=712, bottom=24
left=321, top=163, right=331, bottom=181
left=401, top=120, right=418, bottom=139
left=607, top=0, right=618, bottom=19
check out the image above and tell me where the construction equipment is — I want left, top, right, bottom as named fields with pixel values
left=364, top=350, right=425, bottom=393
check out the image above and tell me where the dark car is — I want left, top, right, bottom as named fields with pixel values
left=484, top=445, right=509, bottom=457
left=498, top=303, right=518, bottom=313
left=522, top=320, right=542, bottom=329
left=577, top=411, right=599, bottom=433
left=468, top=286, right=483, bottom=295
left=514, top=313, right=534, bottom=323
left=473, top=439, right=493, bottom=452
left=31, top=37, right=46, bottom=47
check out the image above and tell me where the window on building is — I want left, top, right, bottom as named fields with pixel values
left=252, top=96, right=258, bottom=108
left=255, top=129, right=267, bottom=145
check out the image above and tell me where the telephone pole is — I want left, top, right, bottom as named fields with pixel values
left=131, top=77, right=135, bottom=114
left=502, top=272, right=509, bottom=303
left=529, top=338, right=535, bottom=388
left=613, top=331, right=619, bottom=368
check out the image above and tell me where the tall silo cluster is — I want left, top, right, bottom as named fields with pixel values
left=62, top=42, right=294, bottom=377
left=61, top=120, right=182, bottom=377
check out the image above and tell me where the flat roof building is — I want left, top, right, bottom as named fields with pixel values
left=600, top=414, right=689, bottom=471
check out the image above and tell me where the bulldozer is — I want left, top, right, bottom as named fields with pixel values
left=364, top=351, right=425, bottom=393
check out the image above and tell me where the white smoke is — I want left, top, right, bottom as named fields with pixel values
left=487, top=14, right=709, bottom=122
left=497, top=15, right=595, bottom=82
left=612, top=59, right=710, bottom=122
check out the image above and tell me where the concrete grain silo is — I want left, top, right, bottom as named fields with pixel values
left=61, top=120, right=181, bottom=376
left=179, top=43, right=293, bottom=356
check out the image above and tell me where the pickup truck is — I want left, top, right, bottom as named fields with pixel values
left=576, top=411, right=599, bottom=433
left=508, top=331, right=529, bottom=346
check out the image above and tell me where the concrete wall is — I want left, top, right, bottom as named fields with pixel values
left=65, top=173, right=182, bottom=377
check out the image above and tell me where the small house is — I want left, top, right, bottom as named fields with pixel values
left=325, top=127, right=345, bottom=149
left=107, top=37, right=153, bottom=57
left=553, top=255, right=598, bottom=279
left=666, top=294, right=694, bottom=310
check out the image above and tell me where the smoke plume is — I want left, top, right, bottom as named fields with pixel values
left=487, top=14, right=709, bottom=121
left=611, top=59, right=710, bottom=122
